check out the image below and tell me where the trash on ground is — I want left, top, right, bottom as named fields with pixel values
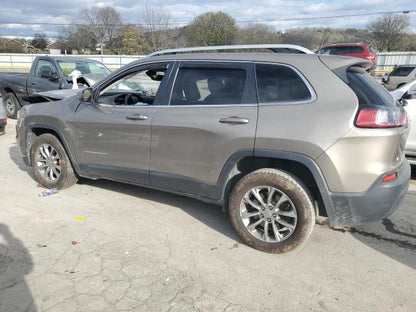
left=36, top=244, right=47, bottom=248
left=76, top=216, right=84, bottom=222
left=72, top=241, right=78, bottom=245
left=39, top=188, right=58, bottom=197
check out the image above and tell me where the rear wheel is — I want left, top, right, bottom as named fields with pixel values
left=229, top=168, right=315, bottom=253
left=31, top=133, right=78, bottom=189
left=4, top=92, right=21, bottom=119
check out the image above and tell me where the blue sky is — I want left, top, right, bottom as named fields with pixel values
left=0, top=0, right=415, bottom=39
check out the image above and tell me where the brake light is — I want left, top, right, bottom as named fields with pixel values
left=356, top=107, right=406, bottom=128
left=382, top=172, right=397, bottom=183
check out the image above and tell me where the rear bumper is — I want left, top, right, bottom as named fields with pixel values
left=327, top=161, right=410, bottom=226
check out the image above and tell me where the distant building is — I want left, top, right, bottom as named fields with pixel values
left=46, top=41, right=73, bottom=55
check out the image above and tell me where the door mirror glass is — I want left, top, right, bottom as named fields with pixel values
left=408, top=84, right=416, bottom=96
left=79, top=88, right=92, bottom=102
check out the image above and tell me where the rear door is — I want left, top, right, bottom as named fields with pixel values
left=149, top=61, right=258, bottom=198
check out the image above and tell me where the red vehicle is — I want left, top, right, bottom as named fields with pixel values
left=318, top=43, right=377, bottom=68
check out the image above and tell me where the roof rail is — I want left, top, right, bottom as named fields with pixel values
left=147, top=44, right=314, bottom=57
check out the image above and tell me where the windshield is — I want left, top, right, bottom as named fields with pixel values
left=57, top=60, right=111, bottom=77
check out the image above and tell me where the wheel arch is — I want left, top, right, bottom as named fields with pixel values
left=26, top=124, right=81, bottom=176
left=216, top=149, right=335, bottom=220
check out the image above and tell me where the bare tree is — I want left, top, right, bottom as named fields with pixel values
left=79, top=6, right=122, bottom=54
left=142, top=5, right=172, bottom=51
left=367, top=14, right=410, bottom=51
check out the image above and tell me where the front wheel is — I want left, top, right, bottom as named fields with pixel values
left=4, top=92, right=21, bottom=119
left=31, top=133, right=78, bottom=189
left=229, top=168, right=315, bottom=253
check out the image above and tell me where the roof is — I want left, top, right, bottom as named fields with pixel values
left=120, top=52, right=371, bottom=72
left=148, top=44, right=314, bottom=57
left=321, top=43, right=370, bottom=48
left=37, top=55, right=102, bottom=63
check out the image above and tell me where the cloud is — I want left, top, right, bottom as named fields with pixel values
left=0, top=0, right=415, bottom=39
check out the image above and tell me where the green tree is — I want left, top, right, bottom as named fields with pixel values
left=186, top=12, right=237, bottom=46
left=30, top=33, right=49, bottom=50
left=236, top=24, right=279, bottom=44
left=367, top=14, right=410, bottom=51
left=118, top=24, right=151, bottom=55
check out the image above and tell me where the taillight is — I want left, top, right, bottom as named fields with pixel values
left=356, top=107, right=407, bottom=128
left=382, top=172, right=397, bottom=183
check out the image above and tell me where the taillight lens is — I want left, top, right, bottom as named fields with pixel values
left=356, top=107, right=407, bottom=128
left=382, top=172, right=397, bottom=183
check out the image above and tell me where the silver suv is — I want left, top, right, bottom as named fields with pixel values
left=16, top=45, right=410, bottom=253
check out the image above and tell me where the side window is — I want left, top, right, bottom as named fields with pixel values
left=171, top=66, right=246, bottom=106
left=97, top=63, right=168, bottom=106
left=35, top=60, right=57, bottom=78
left=255, top=64, right=312, bottom=103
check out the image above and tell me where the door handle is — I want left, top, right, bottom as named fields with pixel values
left=30, top=82, right=37, bottom=85
left=219, top=116, right=250, bottom=125
left=126, top=114, right=148, bottom=121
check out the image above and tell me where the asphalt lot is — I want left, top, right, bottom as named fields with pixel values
left=1, top=119, right=416, bottom=312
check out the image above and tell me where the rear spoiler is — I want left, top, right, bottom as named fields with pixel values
left=318, top=55, right=372, bottom=83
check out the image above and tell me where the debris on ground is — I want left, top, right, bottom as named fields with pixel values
left=39, top=188, right=58, bottom=197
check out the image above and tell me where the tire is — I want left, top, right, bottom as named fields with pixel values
left=4, top=92, right=21, bottom=119
left=228, top=168, right=315, bottom=253
left=30, top=133, right=78, bottom=189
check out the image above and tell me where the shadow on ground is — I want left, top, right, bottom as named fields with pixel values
left=9, top=144, right=36, bottom=181
left=9, top=143, right=416, bottom=269
left=79, top=178, right=242, bottom=244
left=0, top=224, right=37, bottom=311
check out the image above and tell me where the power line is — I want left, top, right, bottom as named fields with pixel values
left=0, top=9, right=414, bottom=27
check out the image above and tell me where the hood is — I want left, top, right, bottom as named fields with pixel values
left=23, top=89, right=80, bottom=103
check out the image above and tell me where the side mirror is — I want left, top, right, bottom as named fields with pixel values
left=79, top=88, right=93, bottom=103
left=49, top=73, right=60, bottom=82
left=408, top=85, right=416, bottom=96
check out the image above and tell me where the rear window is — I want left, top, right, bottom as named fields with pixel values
left=319, top=46, right=364, bottom=55
left=389, top=66, right=415, bottom=77
left=255, top=63, right=312, bottom=103
left=347, top=68, right=393, bottom=106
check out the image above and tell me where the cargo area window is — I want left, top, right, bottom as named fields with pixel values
left=255, top=63, right=311, bottom=103
left=347, top=68, right=393, bottom=106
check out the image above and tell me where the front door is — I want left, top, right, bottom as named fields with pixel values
left=150, top=61, right=258, bottom=198
left=70, top=62, right=172, bottom=185
left=27, top=59, right=60, bottom=94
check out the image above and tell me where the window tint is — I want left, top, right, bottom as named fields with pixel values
left=35, top=60, right=57, bottom=78
left=347, top=68, right=393, bottom=106
left=390, top=67, right=415, bottom=77
left=97, top=63, right=168, bottom=106
left=171, top=67, right=246, bottom=106
left=319, top=46, right=364, bottom=55
left=255, top=64, right=311, bottom=103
